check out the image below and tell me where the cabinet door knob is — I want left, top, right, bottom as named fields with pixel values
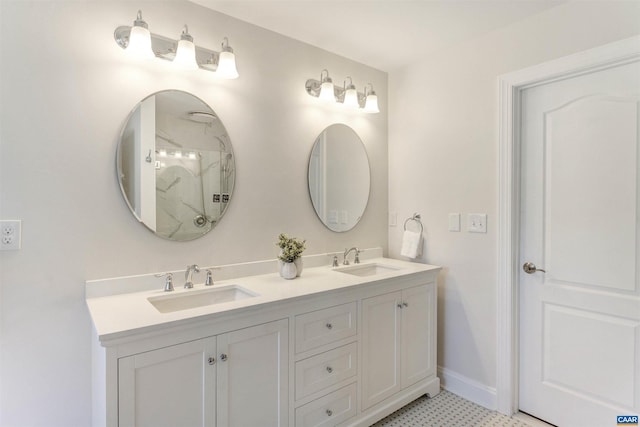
left=325, top=323, right=333, bottom=330
left=402, top=302, right=408, bottom=308
left=208, top=357, right=216, bottom=365
left=220, top=353, right=228, bottom=362
left=397, top=303, right=403, bottom=309
left=326, top=409, right=333, bottom=417
left=326, top=366, right=333, bottom=373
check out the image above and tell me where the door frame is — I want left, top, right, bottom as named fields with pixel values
left=496, top=35, right=640, bottom=416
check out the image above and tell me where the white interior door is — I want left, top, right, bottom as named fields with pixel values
left=519, top=59, right=640, bottom=427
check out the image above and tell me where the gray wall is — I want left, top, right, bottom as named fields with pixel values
left=0, top=1, right=387, bottom=425
left=388, top=0, right=640, bottom=407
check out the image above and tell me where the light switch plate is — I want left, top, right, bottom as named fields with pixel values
left=468, top=213, right=487, bottom=233
left=448, top=213, right=461, bottom=232
left=389, top=211, right=397, bottom=227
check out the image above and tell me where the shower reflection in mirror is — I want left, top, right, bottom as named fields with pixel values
left=117, top=90, right=235, bottom=241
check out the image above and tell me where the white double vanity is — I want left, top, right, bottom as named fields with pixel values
left=87, top=249, right=440, bottom=427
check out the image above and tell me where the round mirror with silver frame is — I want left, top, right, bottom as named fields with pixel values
left=117, top=90, right=235, bottom=241
left=308, top=123, right=370, bottom=232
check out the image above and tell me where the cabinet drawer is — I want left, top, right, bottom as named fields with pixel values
left=296, top=342, right=357, bottom=400
left=295, top=302, right=357, bottom=353
left=295, top=383, right=357, bottom=427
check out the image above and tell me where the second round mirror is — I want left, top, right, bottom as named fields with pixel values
left=308, top=124, right=370, bottom=232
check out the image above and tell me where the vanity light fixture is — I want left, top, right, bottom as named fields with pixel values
left=318, top=69, right=336, bottom=103
left=305, top=70, right=380, bottom=113
left=215, top=38, right=239, bottom=79
left=342, top=77, right=359, bottom=109
left=173, top=25, right=199, bottom=70
left=126, top=10, right=154, bottom=59
left=363, top=83, right=380, bottom=114
left=114, top=10, right=239, bottom=78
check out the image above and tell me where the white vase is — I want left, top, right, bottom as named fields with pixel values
left=294, top=258, right=303, bottom=277
left=280, top=262, right=297, bottom=280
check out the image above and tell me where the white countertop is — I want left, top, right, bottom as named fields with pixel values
left=86, top=256, right=440, bottom=343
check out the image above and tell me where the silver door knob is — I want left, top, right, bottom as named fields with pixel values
left=523, top=262, right=546, bottom=274
left=208, top=357, right=216, bottom=365
left=220, top=353, right=228, bottom=362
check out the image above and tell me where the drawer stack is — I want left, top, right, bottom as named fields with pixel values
left=294, top=302, right=358, bottom=427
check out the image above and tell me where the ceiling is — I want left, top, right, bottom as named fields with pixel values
left=190, top=0, right=566, bottom=72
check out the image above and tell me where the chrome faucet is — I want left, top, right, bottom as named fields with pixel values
left=155, top=272, right=174, bottom=292
left=343, top=247, right=361, bottom=265
left=184, top=264, right=200, bottom=289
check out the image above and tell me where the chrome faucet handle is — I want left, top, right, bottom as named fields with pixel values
left=184, top=264, right=200, bottom=289
left=327, top=253, right=340, bottom=267
left=354, top=249, right=362, bottom=264
left=205, top=269, right=214, bottom=286
left=155, top=272, right=174, bottom=292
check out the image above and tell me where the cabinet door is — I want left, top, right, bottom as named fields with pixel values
left=401, top=284, right=436, bottom=388
left=118, top=338, right=216, bottom=427
left=216, top=319, right=289, bottom=427
left=361, top=291, right=402, bottom=410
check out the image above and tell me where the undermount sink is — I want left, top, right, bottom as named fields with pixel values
left=148, top=285, right=259, bottom=313
left=334, top=262, right=401, bottom=277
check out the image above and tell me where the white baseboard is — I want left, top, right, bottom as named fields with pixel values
left=438, top=366, right=497, bottom=410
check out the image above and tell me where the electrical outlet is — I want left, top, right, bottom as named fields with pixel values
left=1, top=220, right=21, bottom=250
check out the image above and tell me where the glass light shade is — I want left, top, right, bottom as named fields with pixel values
left=319, top=81, right=336, bottom=103
left=173, top=39, right=199, bottom=70
left=127, top=25, right=154, bottom=59
left=363, top=94, right=379, bottom=113
left=343, top=88, right=359, bottom=109
left=217, top=51, right=239, bottom=79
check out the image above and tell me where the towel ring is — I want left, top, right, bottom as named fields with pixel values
left=403, top=213, right=423, bottom=233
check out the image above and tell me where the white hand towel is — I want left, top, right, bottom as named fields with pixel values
left=400, top=230, right=422, bottom=259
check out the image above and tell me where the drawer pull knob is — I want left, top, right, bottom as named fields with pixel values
left=208, top=357, right=216, bottom=365
left=326, top=366, right=333, bottom=373
left=220, top=353, right=228, bottom=362
left=326, top=409, right=333, bottom=417
left=403, top=302, right=409, bottom=308
left=397, top=303, right=403, bottom=309
left=325, top=323, right=333, bottom=330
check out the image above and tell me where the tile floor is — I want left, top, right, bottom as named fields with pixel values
left=371, top=390, right=547, bottom=427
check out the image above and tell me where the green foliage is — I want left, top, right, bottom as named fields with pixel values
left=276, top=233, right=306, bottom=262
